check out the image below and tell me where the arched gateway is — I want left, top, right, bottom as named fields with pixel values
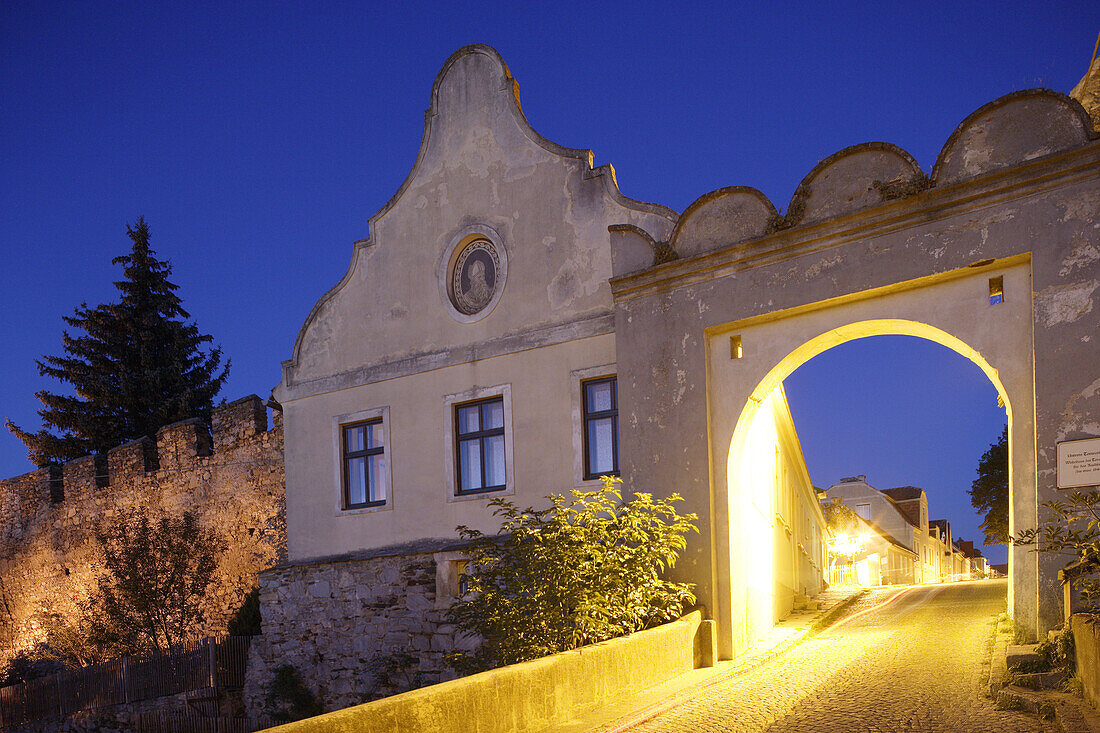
left=609, top=92, right=1098, bottom=660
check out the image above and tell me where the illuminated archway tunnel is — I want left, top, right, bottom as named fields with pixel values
left=703, top=265, right=1037, bottom=660
left=729, top=321, right=1014, bottom=641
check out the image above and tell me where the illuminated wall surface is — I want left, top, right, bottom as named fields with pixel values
left=0, top=396, right=286, bottom=658
left=733, top=386, right=828, bottom=647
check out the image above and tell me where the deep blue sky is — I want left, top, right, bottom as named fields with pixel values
left=3, top=2, right=1097, bottom=563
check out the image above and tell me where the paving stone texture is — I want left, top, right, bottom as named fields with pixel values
left=628, top=580, right=1050, bottom=732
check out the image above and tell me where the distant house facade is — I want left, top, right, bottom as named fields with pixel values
left=825, top=478, right=965, bottom=584
left=956, top=538, right=991, bottom=578
left=825, top=499, right=919, bottom=587
left=738, top=386, right=829, bottom=634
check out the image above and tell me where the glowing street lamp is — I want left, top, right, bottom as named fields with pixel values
left=829, top=531, right=869, bottom=558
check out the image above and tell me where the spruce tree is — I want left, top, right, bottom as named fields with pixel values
left=7, top=218, right=229, bottom=466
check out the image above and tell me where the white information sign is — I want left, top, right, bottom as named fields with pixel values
left=1057, top=436, right=1100, bottom=489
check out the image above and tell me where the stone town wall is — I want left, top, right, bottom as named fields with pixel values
left=0, top=395, right=286, bottom=663
left=242, top=545, right=472, bottom=724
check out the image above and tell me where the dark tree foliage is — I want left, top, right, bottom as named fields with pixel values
left=970, top=426, right=1009, bottom=544
left=0, top=652, right=63, bottom=686
left=95, top=510, right=220, bottom=652
left=822, top=501, right=861, bottom=536
left=7, top=217, right=229, bottom=465
left=227, top=587, right=261, bottom=637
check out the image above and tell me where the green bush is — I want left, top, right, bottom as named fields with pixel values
left=1033, top=626, right=1075, bottom=671
left=447, top=476, right=697, bottom=673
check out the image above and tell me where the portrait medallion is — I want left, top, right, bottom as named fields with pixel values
left=450, top=239, right=500, bottom=315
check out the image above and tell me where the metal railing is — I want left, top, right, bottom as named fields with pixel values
left=0, top=636, right=251, bottom=729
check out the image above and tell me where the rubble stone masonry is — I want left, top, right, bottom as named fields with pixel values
left=243, top=544, right=473, bottom=722
left=0, top=395, right=286, bottom=664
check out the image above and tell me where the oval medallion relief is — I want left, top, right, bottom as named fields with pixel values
left=439, top=226, right=508, bottom=324
left=450, top=239, right=500, bottom=315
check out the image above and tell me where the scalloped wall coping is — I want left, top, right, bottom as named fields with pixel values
left=932, top=89, right=1094, bottom=187
left=632, top=89, right=1093, bottom=267
left=786, top=142, right=922, bottom=227
left=669, top=187, right=778, bottom=258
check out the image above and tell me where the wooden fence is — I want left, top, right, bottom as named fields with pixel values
left=0, top=636, right=252, bottom=730
left=132, top=711, right=258, bottom=733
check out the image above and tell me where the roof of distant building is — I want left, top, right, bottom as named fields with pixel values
left=882, top=486, right=924, bottom=502
left=862, top=517, right=919, bottom=557
left=955, top=538, right=982, bottom=558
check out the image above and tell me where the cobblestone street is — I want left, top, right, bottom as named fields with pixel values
left=628, top=579, right=1047, bottom=732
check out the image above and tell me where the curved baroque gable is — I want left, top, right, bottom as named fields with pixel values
left=277, top=44, right=676, bottom=399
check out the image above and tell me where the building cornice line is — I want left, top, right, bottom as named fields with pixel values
left=278, top=311, right=616, bottom=403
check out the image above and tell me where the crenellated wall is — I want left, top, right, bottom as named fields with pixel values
left=0, top=395, right=286, bottom=662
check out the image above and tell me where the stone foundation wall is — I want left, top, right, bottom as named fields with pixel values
left=243, top=545, right=472, bottom=724
left=0, top=395, right=286, bottom=663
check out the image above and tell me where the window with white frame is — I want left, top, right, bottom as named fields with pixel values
left=333, top=406, right=392, bottom=514
left=444, top=385, right=514, bottom=501
left=570, top=365, right=617, bottom=486
left=855, top=503, right=870, bottom=520
left=454, top=396, right=507, bottom=494
left=343, top=419, right=387, bottom=507
left=582, top=376, right=619, bottom=479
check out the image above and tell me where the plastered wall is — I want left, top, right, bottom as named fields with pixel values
left=275, top=45, right=675, bottom=563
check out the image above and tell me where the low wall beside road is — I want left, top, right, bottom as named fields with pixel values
left=264, top=610, right=715, bottom=733
left=1071, top=613, right=1100, bottom=711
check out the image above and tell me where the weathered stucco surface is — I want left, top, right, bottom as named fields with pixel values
left=274, top=45, right=675, bottom=563
left=283, top=335, right=618, bottom=560
left=611, top=90, right=1098, bottom=657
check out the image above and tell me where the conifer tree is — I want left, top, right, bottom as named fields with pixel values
left=969, top=426, right=1009, bottom=544
left=6, top=218, right=229, bottom=465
